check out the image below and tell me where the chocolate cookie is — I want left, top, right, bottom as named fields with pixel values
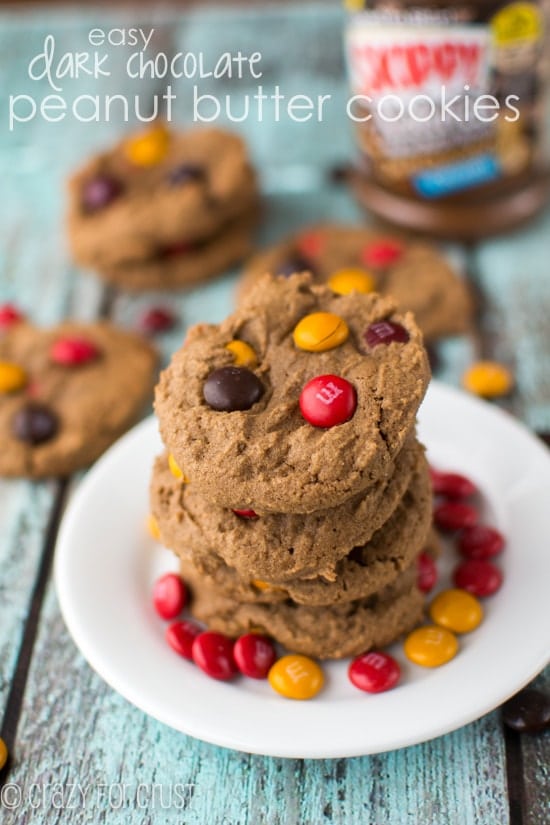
left=155, top=273, right=430, bottom=513
left=0, top=321, right=156, bottom=477
left=183, top=559, right=425, bottom=659
left=151, top=440, right=428, bottom=583
left=238, top=224, right=473, bottom=341
left=168, top=455, right=431, bottom=606
left=68, top=125, right=259, bottom=289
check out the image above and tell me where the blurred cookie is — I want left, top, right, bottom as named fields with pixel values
left=0, top=321, right=156, bottom=477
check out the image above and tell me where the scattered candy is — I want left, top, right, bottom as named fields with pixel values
left=234, top=633, right=277, bottom=679
left=458, top=525, right=505, bottom=560
left=430, top=469, right=477, bottom=499
left=361, top=239, right=403, bottom=268
left=0, top=303, right=24, bottom=329
left=50, top=337, right=100, bottom=367
left=296, top=230, right=324, bottom=259
left=169, top=164, right=204, bottom=185
left=147, top=514, right=161, bottom=541
left=251, top=579, right=276, bottom=591
left=204, top=366, right=264, bottom=412
left=293, top=312, right=349, bottom=353
left=462, top=361, right=514, bottom=399
left=299, top=374, right=356, bottom=428
left=12, top=403, right=59, bottom=445
left=434, top=501, right=478, bottom=531
left=125, top=124, right=170, bottom=166
left=152, top=573, right=186, bottom=620
left=139, top=306, right=176, bottom=334
left=268, top=654, right=324, bottom=699
left=0, top=362, right=27, bottom=393
left=168, top=453, right=188, bottom=482
left=404, top=625, right=459, bottom=668
left=225, top=340, right=257, bottom=367
left=364, top=321, right=409, bottom=348
left=417, top=552, right=438, bottom=593
left=348, top=650, right=401, bottom=693
left=0, top=737, right=7, bottom=771
left=192, top=631, right=237, bottom=680
left=82, top=175, right=122, bottom=212
left=501, top=688, right=550, bottom=734
left=328, top=268, right=375, bottom=296
left=429, top=588, right=483, bottom=634
left=232, top=508, right=259, bottom=519
left=453, top=559, right=503, bottom=597
left=166, top=620, right=202, bottom=660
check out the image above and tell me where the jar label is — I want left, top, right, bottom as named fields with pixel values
left=345, top=2, right=545, bottom=197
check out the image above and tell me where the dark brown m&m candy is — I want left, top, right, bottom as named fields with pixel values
left=501, top=688, right=550, bottom=733
left=169, top=164, right=204, bottom=185
left=204, top=366, right=264, bottom=412
left=12, top=402, right=59, bottom=444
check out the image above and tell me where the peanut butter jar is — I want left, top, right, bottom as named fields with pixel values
left=345, top=1, right=550, bottom=239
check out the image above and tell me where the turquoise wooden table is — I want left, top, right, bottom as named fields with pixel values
left=0, top=4, right=549, bottom=823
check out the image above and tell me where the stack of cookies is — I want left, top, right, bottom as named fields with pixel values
left=68, top=125, right=258, bottom=290
left=151, top=274, right=434, bottom=659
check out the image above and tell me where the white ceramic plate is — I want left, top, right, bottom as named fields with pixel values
left=55, top=381, right=550, bottom=759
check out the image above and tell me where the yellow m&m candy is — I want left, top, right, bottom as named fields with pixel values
left=328, top=268, right=375, bottom=296
left=125, top=124, right=170, bottom=166
left=146, top=514, right=161, bottom=542
left=226, top=340, right=257, bottom=367
left=268, top=655, right=324, bottom=699
left=429, top=589, right=483, bottom=634
left=0, top=361, right=27, bottom=393
left=168, top=453, right=189, bottom=483
left=293, top=312, right=349, bottom=353
left=462, top=361, right=513, bottom=399
left=404, top=625, right=459, bottom=667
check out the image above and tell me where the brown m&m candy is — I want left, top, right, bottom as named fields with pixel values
left=204, top=366, right=264, bottom=412
left=12, top=402, right=59, bottom=445
left=501, top=688, right=550, bottom=734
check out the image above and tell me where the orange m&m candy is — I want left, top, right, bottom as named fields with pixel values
left=0, top=362, right=27, bottom=393
left=429, top=588, right=483, bottom=634
left=404, top=625, right=459, bottom=667
left=168, top=453, right=189, bottom=483
left=293, top=312, right=349, bottom=353
left=268, top=655, right=324, bottom=699
left=146, top=514, right=161, bottom=542
left=126, top=124, right=170, bottom=166
left=226, top=340, right=257, bottom=367
left=0, top=737, right=7, bottom=771
left=462, top=361, right=513, bottom=399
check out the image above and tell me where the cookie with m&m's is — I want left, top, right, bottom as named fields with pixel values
left=237, top=224, right=472, bottom=341
left=0, top=320, right=156, bottom=477
left=155, top=273, right=430, bottom=513
left=67, top=125, right=259, bottom=290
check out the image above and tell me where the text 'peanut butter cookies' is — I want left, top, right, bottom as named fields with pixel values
left=67, top=125, right=259, bottom=290
left=155, top=273, right=430, bottom=513
left=0, top=321, right=156, bottom=477
left=151, top=439, right=425, bottom=582
left=238, top=224, right=473, bottom=341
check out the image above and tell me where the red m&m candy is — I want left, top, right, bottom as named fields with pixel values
left=0, top=303, right=24, bottom=329
left=192, top=631, right=237, bottom=681
left=166, top=620, right=202, bottom=660
left=417, top=552, right=438, bottom=593
left=296, top=230, right=324, bottom=259
left=453, top=559, right=503, bottom=597
left=232, top=508, right=259, bottom=520
left=153, top=573, right=186, bottom=620
left=458, top=525, right=505, bottom=559
left=51, top=337, right=100, bottom=367
left=430, top=469, right=477, bottom=499
left=299, top=374, right=356, bottom=428
left=434, top=501, right=478, bottom=532
left=361, top=239, right=403, bottom=268
left=139, top=306, right=176, bottom=334
left=348, top=650, right=401, bottom=693
left=233, top=633, right=277, bottom=679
